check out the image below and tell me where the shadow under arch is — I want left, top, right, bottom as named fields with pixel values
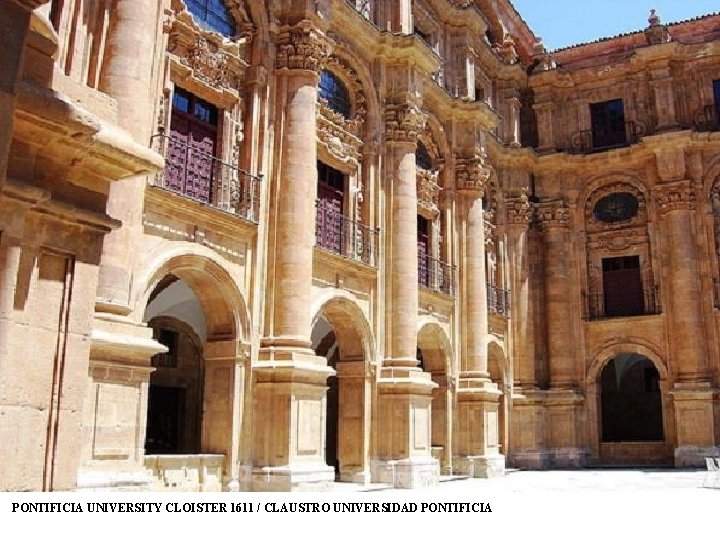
left=417, top=319, right=453, bottom=473
left=310, top=293, right=374, bottom=483
left=585, top=340, right=673, bottom=466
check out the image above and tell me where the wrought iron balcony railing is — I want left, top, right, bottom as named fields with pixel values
left=487, top=283, right=511, bottom=318
left=568, top=120, right=645, bottom=154
left=693, top=104, right=720, bottom=132
left=584, top=287, right=662, bottom=321
left=419, top=255, right=455, bottom=296
left=151, top=133, right=261, bottom=223
left=315, top=201, right=379, bottom=267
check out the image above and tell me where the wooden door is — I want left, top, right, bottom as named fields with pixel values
left=602, top=256, right=643, bottom=317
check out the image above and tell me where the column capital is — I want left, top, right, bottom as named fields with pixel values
left=275, top=21, right=332, bottom=72
left=456, top=149, right=492, bottom=196
left=655, top=179, right=696, bottom=216
left=505, top=188, right=533, bottom=227
left=536, top=200, right=571, bottom=231
left=384, top=100, right=427, bottom=145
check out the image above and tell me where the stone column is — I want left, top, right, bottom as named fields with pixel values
left=504, top=93, right=521, bottom=148
left=77, top=0, right=164, bottom=490
left=537, top=201, right=574, bottom=388
left=536, top=200, right=585, bottom=467
left=533, top=101, right=556, bottom=153
left=453, top=150, right=505, bottom=478
left=373, top=100, right=438, bottom=489
left=252, top=22, right=335, bottom=491
left=656, top=179, right=719, bottom=465
left=505, top=189, right=535, bottom=389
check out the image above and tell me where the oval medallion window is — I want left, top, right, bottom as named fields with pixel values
left=593, top=192, right=639, bottom=223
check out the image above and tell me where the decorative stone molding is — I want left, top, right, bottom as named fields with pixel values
left=317, top=102, right=363, bottom=167
left=645, top=9, right=671, bottom=45
left=506, top=188, right=533, bottom=227
left=499, top=34, right=518, bottom=65
left=384, top=101, right=427, bottom=144
left=587, top=229, right=645, bottom=251
left=455, top=150, right=492, bottom=195
left=276, top=21, right=332, bottom=72
left=531, top=40, right=556, bottom=73
left=585, top=182, right=648, bottom=231
left=417, top=169, right=441, bottom=217
left=655, top=181, right=696, bottom=215
left=182, top=36, right=236, bottom=88
left=536, top=201, right=571, bottom=231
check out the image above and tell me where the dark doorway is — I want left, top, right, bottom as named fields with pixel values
left=316, top=161, right=346, bottom=254
left=714, top=79, right=720, bottom=123
left=418, top=215, right=430, bottom=287
left=145, top=386, right=185, bottom=454
left=167, top=87, right=219, bottom=203
left=600, top=354, right=663, bottom=442
left=312, top=317, right=340, bottom=475
left=590, top=98, right=627, bottom=150
left=602, top=255, right=643, bottom=317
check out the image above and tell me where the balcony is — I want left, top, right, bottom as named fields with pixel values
left=693, top=104, right=720, bottom=132
left=567, top=120, right=645, bottom=154
left=315, top=201, right=379, bottom=266
left=419, top=255, right=455, bottom=296
left=151, top=133, right=261, bottom=223
left=584, top=288, right=662, bottom=321
left=487, top=283, right=511, bottom=318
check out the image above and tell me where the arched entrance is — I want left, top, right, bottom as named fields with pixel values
left=137, top=254, right=251, bottom=490
left=488, top=342, right=509, bottom=457
left=592, top=351, right=672, bottom=466
left=600, top=354, right=663, bottom=442
left=311, top=297, right=372, bottom=483
left=417, top=322, right=452, bottom=474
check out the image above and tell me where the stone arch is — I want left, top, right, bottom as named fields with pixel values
left=702, top=154, right=720, bottom=203
left=310, top=292, right=374, bottom=483
left=579, top=172, right=650, bottom=227
left=422, top=113, right=451, bottom=170
left=133, top=248, right=251, bottom=343
left=417, top=319, right=453, bottom=473
left=137, top=249, right=252, bottom=490
left=585, top=339, right=673, bottom=466
left=488, top=339, right=510, bottom=458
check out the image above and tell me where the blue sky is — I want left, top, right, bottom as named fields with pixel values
left=511, top=0, right=719, bottom=51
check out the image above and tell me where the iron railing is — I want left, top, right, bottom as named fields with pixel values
left=693, top=104, right=720, bottom=132
left=314, top=201, right=379, bottom=266
left=487, top=283, right=511, bottom=317
left=151, top=133, right=261, bottom=223
left=419, top=255, right=455, bottom=296
left=584, top=287, right=662, bottom=321
left=568, top=120, right=645, bottom=154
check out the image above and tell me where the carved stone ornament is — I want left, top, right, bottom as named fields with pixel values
left=499, top=34, right=519, bottom=65
left=276, top=22, right=331, bottom=72
left=587, top=229, right=644, bottom=251
left=417, top=169, right=441, bottom=217
left=655, top=180, right=696, bottom=215
left=455, top=150, right=492, bottom=195
left=536, top=201, right=571, bottom=231
left=385, top=101, right=427, bottom=144
left=585, top=182, right=647, bottom=231
left=506, top=188, right=533, bottom=227
left=181, top=36, right=235, bottom=88
left=317, top=102, right=363, bottom=167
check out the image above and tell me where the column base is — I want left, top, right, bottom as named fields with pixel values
left=339, top=468, right=372, bottom=484
left=453, top=454, right=505, bottom=478
left=250, top=464, right=335, bottom=492
left=674, top=446, right=720, bottom=468
left=370, top=457, right=439, bottom=489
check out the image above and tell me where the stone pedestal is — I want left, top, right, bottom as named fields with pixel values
left=371, top=368, right=439, bottom=488
left=455, top=380, right=505, bottom=478
left=671, top=383, right=720, bottom=467
left=250, top=349, right=335, bottom=491
left=510, top=389, right=551, bottom=469
left=76, top=314, right=165, bottom=491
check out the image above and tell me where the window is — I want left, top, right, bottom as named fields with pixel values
left=319, top=71, right=352, bottom=119
left=418, top=215, right=430, bottom=288
left=714, top=79, right=720, bottom=122
left=590, top=98, right=627, bottom=150
left=316, top=162, right=346, bottom=254
left=416, top=142, right=433, bottom=170
left=602, top=256, right=643, bottom=317
left=593, top=192, right=639, bottom=223
left=185, top=0, right=236, bottom=37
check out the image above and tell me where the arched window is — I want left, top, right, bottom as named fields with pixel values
left=416, top=141, right=433, bottom=170
left=319, top=70, right=352, bottom=119
left=185, top=0, right=236, bottom=37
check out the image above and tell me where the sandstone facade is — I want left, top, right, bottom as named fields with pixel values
left=1, top=0, right=719, bottom=491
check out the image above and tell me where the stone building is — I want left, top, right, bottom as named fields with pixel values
left=1, top=0, right=719, bottom=491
